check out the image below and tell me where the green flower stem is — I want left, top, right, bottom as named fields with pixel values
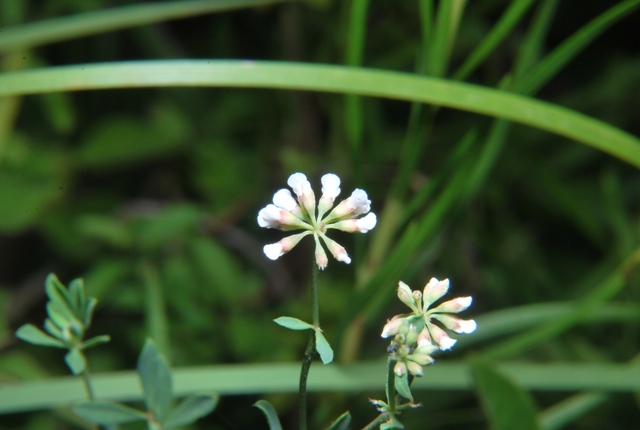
left=299, top=260, right=320, bottom=430
left=79, top=365, right=100, bottom=430
left=386, top=356, right=397, bottom=413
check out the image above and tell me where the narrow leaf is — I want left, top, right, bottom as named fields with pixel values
left=45, top=273, right=73, bottom=308
left=73, top=400, right=147, bottom=424
left=327, top=410, right=351, bottom=430
left=83, top=335, right=111, bottom=349
left=253, top=400, right=283, bottom=430
left=44, top=318, right=63, bottom=338
left=15, top=324, right=65, bottom=348
left=314, top=330, right=334, bottom=364
left=394, top=374, right=413, bottom=403
left=163, top=393, right=218, bottom=429
left=472, top=359, right=540, bottom=430
left=137, top=339, right=173, bottom=423
left=65, top=349, right=86, bottom=375
left=84, top=297, right=98, bottom=327
left=68, top=278, right=86, bottom=316
left=273, top=316, right=314, bottom=331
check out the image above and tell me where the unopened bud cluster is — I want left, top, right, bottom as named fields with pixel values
left=382, top=278, right=476, bottom=377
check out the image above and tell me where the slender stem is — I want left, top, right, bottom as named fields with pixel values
left=386, top=356, right=397, bottom=413
left=299, top=261, right=320, bottom=430
left=361, top=413, right=389, bottom=430
left=80, top=363, right=100, bottom=430
left=80, top=367, right=95, bottom=401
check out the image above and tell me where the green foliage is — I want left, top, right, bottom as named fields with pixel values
left=254, top=399, right=283, bottom=430
left=15, top=274, right=109, bottom=374
left=2, top=0, right=640, bottom=428
left=471, top=359, right=540, bottom=430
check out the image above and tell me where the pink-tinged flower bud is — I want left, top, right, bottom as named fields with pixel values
left=317, top=173, right=341, bottom=217
left=432, top=296, right=472, bottom=314
left=262, top=231, right=311, bottom=260
left=272, top=188, right=298, bottom=211
left=325, top=189, right=371, bottom=221
left=327, top=213, right=377, bottom=234
left=405, top=325, right=419, bottom=345
left=397, top=281, right=415, bottom=309
left=313, top=235, right=329, bottom=270
left=423, top=278, right=450, bottom=309
left=416, top=326, right=432, bottom=348
left=394, top=361, right=407, bottom=377
left=257, top=204, right=307, bottom=230
left=381, top=316, right=404, bottom=338
left=429, top=323, right=457, bottom=350
left=412, top=290, right=422, bottom=302
left=433, top=314, right=477, bottom=334
left=321, top=234, right=351, bottom=264
left=409, top=353, right=435, bottom=367
left=407, top=361, right=424, bottom=376
left=415, top=343, right=439, bottom=356
left=288, top=172, right=316, bottom=219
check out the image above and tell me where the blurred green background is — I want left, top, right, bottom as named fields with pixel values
left=1, top=0, right=639, bottom=429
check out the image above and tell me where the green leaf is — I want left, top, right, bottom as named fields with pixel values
left=471, top=359, right=540, bottom=430
left=83, top=335, right=111, bottom=349
left=163, top=393, right=218, bottom=429
left=137, top=339, right=173, bottom=423
left=73, top=400, right=147, bottom=424
left=76, top=116, right=183, bottom=169
left=65, top=349, right=86, bottom=375
left=0, top=61, right=638, bottom=167
left=15, top=324, right=65, bottom=348
left=43, top=318, right=63, bottom=339
left=394, top=374, right=413, bottom=403
left=45, top=274, right=73, bottom=311
left=273, top=316, right=314, bottom=331
left=314, top=330, right=334, bottom=365
left=327, top=410, right=351, bottom=430
left=68, top=278, right=86, bottom=316
left=253, top=399, right=283, bottom=430
left=84, top=297, right=98, bottom=327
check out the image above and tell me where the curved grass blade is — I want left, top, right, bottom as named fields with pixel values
left=0, top=60, right=638, bottom=167
left=0, top=0, right=288, bottom=53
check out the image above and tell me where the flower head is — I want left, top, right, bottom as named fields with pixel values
left=257, top=172, right=376, bottom=269
left=381, top=277, right=476, bottom=377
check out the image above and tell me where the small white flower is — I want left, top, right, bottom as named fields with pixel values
left=258, top=172, right=376, bottom=269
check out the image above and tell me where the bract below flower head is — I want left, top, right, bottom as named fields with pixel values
left=257, top=172, right=376, bottom=269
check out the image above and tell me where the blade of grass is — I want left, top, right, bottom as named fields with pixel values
left=480, top=248, right=640, bottom=361
left=2, top=361, right=639, bottom=414
left=516, top=0, right=640, bottom=94
left=0, top=0, right=288, bottom=53
left=344, top=0, right=369, bottom=157
left=0, top=60, right=637, bottom=166
left=453, top=0, right=535, bottom=81
left=539, top=392, right=608, bottom=430
left=427, top=0, right=466, bottom=77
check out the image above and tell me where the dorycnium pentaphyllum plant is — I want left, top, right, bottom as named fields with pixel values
left=366, top=278, right=476, bottom=429
left=15, top=274, right=110, bottom=401
left=16, top=275, right=218, bottom=429
left=256, top=172, right=377, bottom=430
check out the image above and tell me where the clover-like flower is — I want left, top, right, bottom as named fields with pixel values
left=382, top=278, right=476, bottom=350
left=257, top=172, right=376, bottom=270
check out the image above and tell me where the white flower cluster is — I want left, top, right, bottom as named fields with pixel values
left=381, top=278, right=476, bottom=377
left=258, top=172, right=376, bottom=269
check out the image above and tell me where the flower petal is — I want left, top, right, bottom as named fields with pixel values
left=423, top=278, right=450, bottom=310
left=406, top=361, right=424, bottom=377
left=432, top=314, right=477, bottom=334
left=262, top=231, right=311, bottom=260
left=431, top=296, right=472, bottom=314
left=324, top=188, right=371, bottom=222
left=257, top=204, right=309, bottom=230
left=397, top=281, right=415, bottom=310
left=318, top=173, right=341, bottom=218
left=427, top=322, right=457, bottom=350
left=273, top=189, right=298, bottom=211
left=287, top=172, right=316, bottom=219
left=381, top=316, right=404, bottom=338
left=328, top=212, right=377, bottom=233
left=319, top=234, right=351, bottom=264
left=313, top=235, right=329, bottom=270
